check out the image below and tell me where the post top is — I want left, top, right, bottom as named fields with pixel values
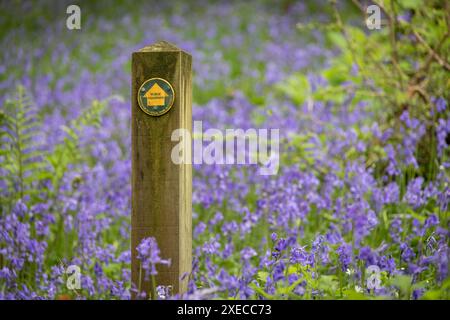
left=138, top=40, right=190, bottom=56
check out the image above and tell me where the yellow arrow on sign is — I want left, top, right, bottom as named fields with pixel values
left=144, top=83, right=168, bottom=106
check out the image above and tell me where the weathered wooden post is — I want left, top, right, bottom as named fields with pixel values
left=131, top=41, right=192, bottom=299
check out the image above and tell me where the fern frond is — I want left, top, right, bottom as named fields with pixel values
left=45, top=96, right=121, bottom=198
left=0, top=85, right=48, bottom=208
left=0, top=89, right=121, bottom=208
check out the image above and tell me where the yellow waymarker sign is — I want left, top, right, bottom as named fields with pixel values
left=137, top=77, right=175, bottom=116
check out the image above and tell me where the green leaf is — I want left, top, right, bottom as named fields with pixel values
left=399, top=0, right=422, bottom=9
left=249, top=283, right=274, bottom=299
left=327, top=31, right=346, bottom=49
left=276, top=73, right=310, bottom=106
left=390, top=275, right=412, bottom=295
left=343, top=289, right=369, bottom=300
left=323, top=64, right=349, bottom=86
left=257, top=271, right=270, bottom=283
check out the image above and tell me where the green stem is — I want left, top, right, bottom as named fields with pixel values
left=151, top=274, right=157, bottom=300
left=338, top=263, right=343, bottom=298
left=138, top=264, right=142, bottom=298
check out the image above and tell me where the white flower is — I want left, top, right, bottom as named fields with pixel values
left=346, top=268, right=355, bottom=276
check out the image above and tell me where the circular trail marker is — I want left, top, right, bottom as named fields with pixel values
left=137, top=77, right=175, bottom=116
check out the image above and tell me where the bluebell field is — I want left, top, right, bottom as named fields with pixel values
left=0, top=1, right=449, bottom=299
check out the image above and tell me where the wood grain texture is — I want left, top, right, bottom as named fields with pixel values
left=131, top=41, right=192, bottom=299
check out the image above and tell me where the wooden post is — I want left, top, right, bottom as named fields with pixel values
left=131, top=41, right=192, bottom=299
